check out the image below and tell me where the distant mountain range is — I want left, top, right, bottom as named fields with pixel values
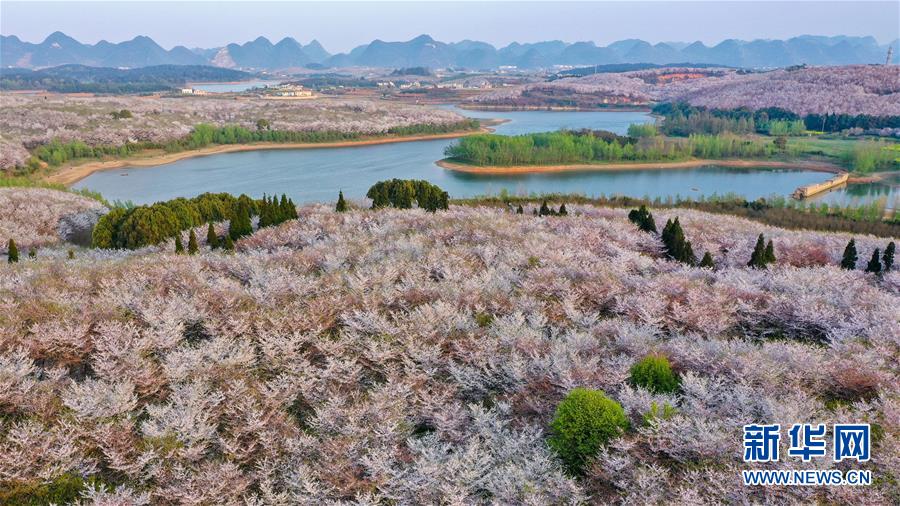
left=2, top=32, right=897, bottom=71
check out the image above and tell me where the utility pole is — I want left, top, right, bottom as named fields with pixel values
left=886, top=46, right=894, bottom=65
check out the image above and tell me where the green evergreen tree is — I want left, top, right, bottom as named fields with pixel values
left=336, top=191, right=348, bottom=212
left=841, top=239, right=858, bottom=270
left=699, top=251, right=715, bottom=268
left=188, top=230, right=198, bottom=255
left=28, top=247, right=36, bottom=259
left=539, top=200, right=551, bottom=216
left=223, top=233, right=235, bottom=251
left=883, top=241, right=895, bottom=271
left=275, top=194, right=287, bottom=221
left=279, top=194, right=297, bottom=220
left=206, top=223, right=218, bottom=249
left=548, top=388, right=628, bottom=475
left=660, top=217, right=695, bottom=265
left=865, top=248, right=882, bottom=274
left=748, top=234, right=767, bottom=268
left=229, top=201, right=253, bottom=240
left=532, top=208, right=538, bottom=216
left=628, top=205, right=657, bottom=233
left=516, top=205, right=524, bottom=214
left=661, top=218, right=674, bottom=247
left=764, top=239, right=776, bottom=264
left=681, top=238, right=696, bottom=266
left=7, top=239, right=19, bottom=263
left=175, top=234, right=184, bottom=254
left=258, top=195, right=272, bottom=228
left=558, top=203, right=568, bottom=216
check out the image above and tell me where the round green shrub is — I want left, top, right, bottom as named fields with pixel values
left=548, top=387, right=629, bottom=475
left=629, top=354, right=680, bottom=394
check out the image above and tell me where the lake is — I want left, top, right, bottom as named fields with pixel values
left=188, top=80, right=282, bottom=93
left=73, top=106, right=897, bottom=207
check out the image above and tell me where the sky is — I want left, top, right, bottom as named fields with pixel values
left=2, top=1, right=898, bottom=52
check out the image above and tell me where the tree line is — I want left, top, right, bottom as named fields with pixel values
left=444, top=130, right=775, bottom=166
left=840, top=239, right=895, bottom=274
left=91, top=192, right=297, bottom=250
left=366, top=179, right=449, bottom=212
left=653, top=102, right=900, bottom=136
left=88, top=180, right=451, bottom=252
left=29, top=119, right=480, bottom=169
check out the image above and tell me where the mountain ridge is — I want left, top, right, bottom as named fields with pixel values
left=1, top=32, right=896, bottom=70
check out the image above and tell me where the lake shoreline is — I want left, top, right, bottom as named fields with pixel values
left=437, top=158, right=849, bottom=175
left=457, top=104, right=652, bottom=113
left=45, top=127, right=495, bottom=186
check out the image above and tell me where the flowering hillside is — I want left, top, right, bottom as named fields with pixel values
left=472, top=65, right=900, bottom=117
left=1, top=198, right=897, bottom=503
left=0, top=187, right=107, bottom=249
left=0, top=95, right=466, bottom=170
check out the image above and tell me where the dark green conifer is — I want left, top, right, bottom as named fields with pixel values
left=661, top=218, right=674, bottom=246
left=865, top=248, right=882, bottom=274
left=628, top=205, right=657, bottom=233
left=532, top=208, right=538, bottom=216
left=336, top=191, right=348, bottom=212
left=223, top=233, right=235, bottom=251
left=764, top=239, right=776, bottom=265
left=682, top=238, right=697, bottom=266
left=559, top=203, right=568, bottom=216
left=516, top=205, right=524, bottom=214
left=7, top=239, right=18, bottom=263
left=175, top=234, right=184, bottom=254
left=258, top=195, right=272, bottom=228
left=699, top=251, right=715, bottom=269
left=748, top=234, right=767, bottom=268
left=539, top=200, right=551, bottom=216
left=660, top=218, right=695, bottom=265
left=188, top=230, right=198, bottom=255
left=229, top=201, right=253, bottom=240
left=883, top=241, right=895, bottom=271
left=207, top=223, right=218, bottom=249
left=841, top=239, right=858, bottom=270
left=279, top=194, right=298, bottom=220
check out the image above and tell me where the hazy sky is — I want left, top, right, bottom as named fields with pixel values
left=2, top=1, right=898, bottom=52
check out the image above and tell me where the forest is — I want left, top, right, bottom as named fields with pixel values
left=0, top=64, right=252, bottom=93
left=654, top=102, right=900, bottom=136
left=444, top=130, right=775, bottom=166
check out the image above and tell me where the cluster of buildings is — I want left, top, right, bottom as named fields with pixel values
left=178, top=83, right=314, bottom=99
left=265, top=83, right=313, bottom=97
left=375, top=79, right=498, bottom=90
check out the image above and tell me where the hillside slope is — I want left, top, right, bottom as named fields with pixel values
left=471, top=65, right=900, bottom=116
left=0, top=95, right=467, bottom=171
left=1, top=199, right=897, bottom=503
left=0, top=187, right=107, bottom=248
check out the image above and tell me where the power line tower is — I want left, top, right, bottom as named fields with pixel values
left=887, top=46, right=894, bottom=65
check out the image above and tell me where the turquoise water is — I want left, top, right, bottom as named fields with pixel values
left=74, top=106, right=892, bottom=206
left=806, top=172, right=899, bottom=210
